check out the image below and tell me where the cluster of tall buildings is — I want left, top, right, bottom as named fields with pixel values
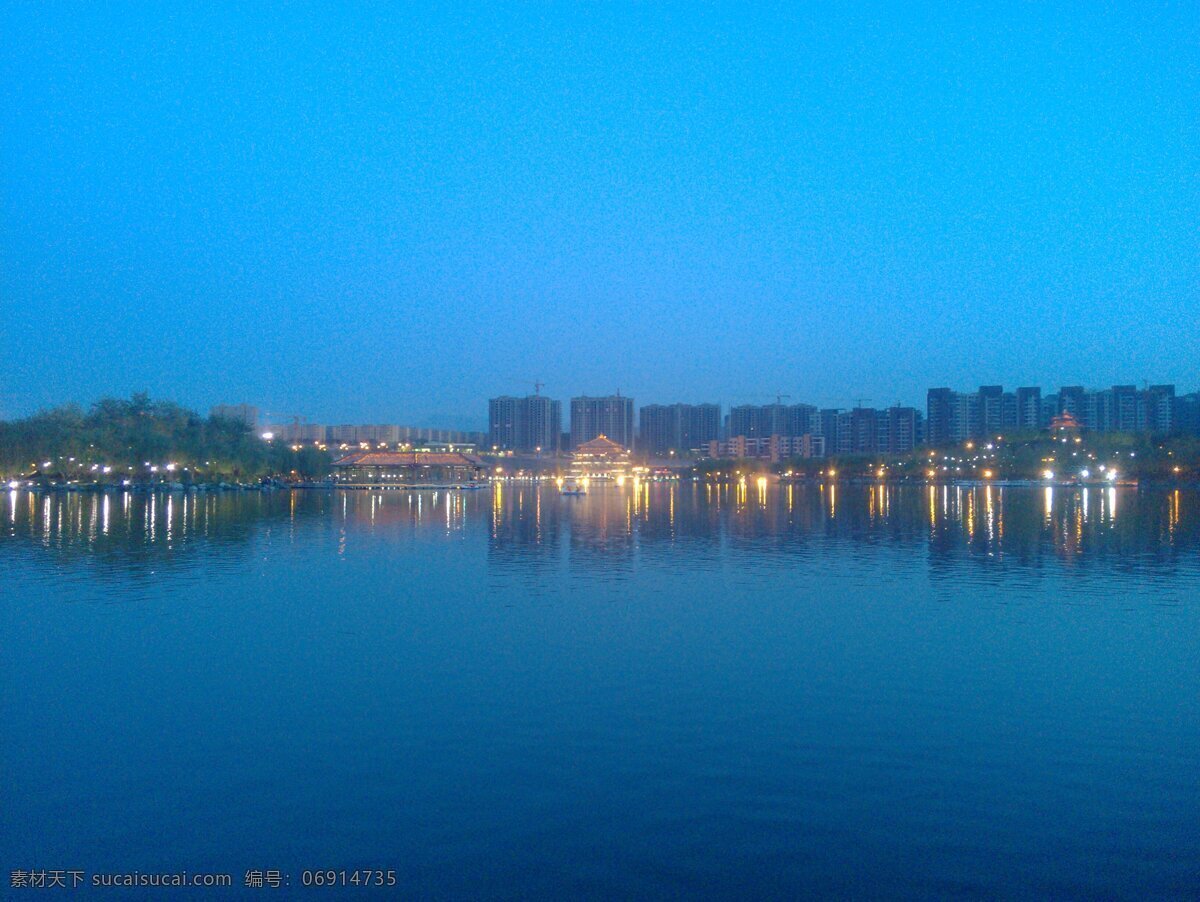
left=487, top=395, right=563, bottom=454
left=220, top=379, right=1200, bottom=465
left=487, top=394, right=638, bottom=453
left=723, top=403, right=923, bottom=457
left=486, top=393, right=921, bottom=460
left=489, top=382, right=1200, bottom=460
left=926, top=384, right=1183, bottom=444
left=638, top=403, right=720, bottom=456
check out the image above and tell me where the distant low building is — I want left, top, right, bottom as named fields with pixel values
left=331, top=451, right=484, bottom=485
left=330, top=424, right=401, bottom=445
left=270, top=423, right=326, bottom=443
left=705, top=434, right=825, bottom=462
left=210, top=404, right=259, bottom=429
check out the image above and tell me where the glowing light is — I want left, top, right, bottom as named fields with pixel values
left=7, top=480, right=19, bottom=489
left=756, top=476, right=767, bottom=489
left=827, top=469, right=837, bottom=478
left=261, top=432, right=275, bottom=440
left=1043, top=469, right=1055, bottom=480
left=1106, top=470, right=1118, bottom=481
left=1080, top=469, right=1090, bottom=479
left=982, top=470, right=993, bottom=479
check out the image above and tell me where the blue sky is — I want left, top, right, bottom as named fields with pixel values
left=2, top=3, right=1197, bottom=428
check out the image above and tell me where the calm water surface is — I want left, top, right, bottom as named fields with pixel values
left=3, top=483, right=1199, bottom=898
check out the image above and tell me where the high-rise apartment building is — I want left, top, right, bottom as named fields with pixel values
left=1015, top=387, right=1042, bottom=431
left=925, top=389, right=956, bottom=446
left=976, top=385, right=1004, bottom=438
left=880, top=406, right=922, bottom=454
left=1145, top=385, right=1176, bottom=433
left=927, top=386, right=1022, bottom=444
left=1175, top=392, right=1200, bottom=435
left=1058, top=386, right=1086, bottom=419
left=638, top=403, right=720, bottom=457
left=846, top=407, right=878, bottom=455
left=927, top=383, right=1179, bottom=444
left=570, top=395, right=634, bottom=450
left=1057, top=384, right=1175, bottom=434
left=488, top=395, right=562, bottom=453
left=727, top=403, right=818, bottom=440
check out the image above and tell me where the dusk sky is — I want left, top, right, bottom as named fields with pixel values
left=3, top=4, right=1197, bottom=428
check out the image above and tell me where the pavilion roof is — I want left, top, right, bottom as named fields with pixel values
left=574, top=435, right=627, bottom=454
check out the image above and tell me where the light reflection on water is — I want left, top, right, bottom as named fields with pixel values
left=3, top=483, right=1200, bottom=897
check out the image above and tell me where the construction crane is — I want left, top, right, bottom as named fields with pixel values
left=500, top=377, right=547, bottom=397
left=264, top=412, right=308, bottom=426
left=852, top=397, right=873, bottom=409
left=738, top=393, right=793, bottom=406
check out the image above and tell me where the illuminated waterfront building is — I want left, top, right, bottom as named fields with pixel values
left=704, top=434, right=824, bottom=462
left=330, top=424, right=402, bottom=445
left=331, top=451, right=484, bottom=485
left=570, top=435, right=632, bottom=477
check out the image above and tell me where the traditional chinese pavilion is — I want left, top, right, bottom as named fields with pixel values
left=1049, top=411, right=1082, bottom=437
left=570, top=435, right=631, bottom=478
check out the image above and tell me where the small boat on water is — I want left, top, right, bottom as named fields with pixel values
left=558, top=476, right=587, bottom=495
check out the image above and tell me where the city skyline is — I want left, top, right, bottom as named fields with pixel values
left=232, top=378, right=1200, bottom=455
left=13, top=373, right=1200, bottom=437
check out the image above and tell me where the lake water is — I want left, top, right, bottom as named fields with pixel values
left=3, top=483, right=1199, bottom=898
